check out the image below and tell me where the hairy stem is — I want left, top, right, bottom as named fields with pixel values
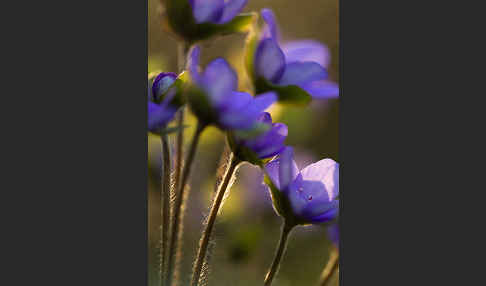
left=173, top=41, right=190, bottom=195
left=167, top=121, right=205, bottom=286
left=319, top=246, right=339, bottom=286
left=160, top=134, right=172, bottom=286
left=190, top=153, right=241, bottom=286
left=264, top=222, right=294, bottom=286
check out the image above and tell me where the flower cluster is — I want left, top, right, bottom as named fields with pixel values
left=151, top=3, right=339, bottom=286
left=186, top=45, right=276, bottom=132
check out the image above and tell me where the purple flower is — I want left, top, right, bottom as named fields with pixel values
left=250, top=9, right=339, bottom=100
left=148, top=73, right=180, bottom=132
left=189, top=0, right=247, bottom=24
left=230, top=112, right=287, bottom=163
left=188, top=45, right=276, bottom=130
left=264, top=146, right=339, bottom=224
left=164, top=0, right=254, bottom=44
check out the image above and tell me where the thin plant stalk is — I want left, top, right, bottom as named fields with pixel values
left=319, top=246, right=339, bottom=286
left=167, top=121, right=205, bottom=286
left=160, top=133, right=172, bottom=286
left=264, top=222, right=294, bottom=286
left=165, top=40, right=190, bottom=286
left=173, top=41, right=190, bottom=195
left=190, top=153, right=241, bottom=286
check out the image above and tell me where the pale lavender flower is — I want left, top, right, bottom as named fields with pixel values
left=265, top=146, right=339, bottom=224
left=252, top=9, right=339, bottom=99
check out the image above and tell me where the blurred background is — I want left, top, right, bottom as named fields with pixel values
left=149, top=0, right=339, bottom=285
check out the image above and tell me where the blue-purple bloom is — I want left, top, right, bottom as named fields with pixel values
left=231, top=112, right=287, bottom=162
left=188, top=45, right=277, bottom=130
left=189, top=0, right=247, bottom=24
left=164, top=0, right=254, bottom=44
left=251, top=9, right=339, bottom=99
left=148, top=72, right=179, bottom=132
left=264, top=146, right=339, bottom=224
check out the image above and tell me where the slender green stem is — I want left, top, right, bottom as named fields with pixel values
left=190, top=153, right=241, bottom=286
left=165, top=40, right=190, bottom=286
left=173, top=109, right=184, bottom=192
left=264, top=222, right=294, bottom=286
left=173, top=41, right=190, bottom=195
left=167, top=121, right=205, bottom=286
left=319, top=246, right=339, bottom=286
left=160, top=134, right=172, bottom=286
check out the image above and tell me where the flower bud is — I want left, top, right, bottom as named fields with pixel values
left=147, top=72, right=187, bottom=132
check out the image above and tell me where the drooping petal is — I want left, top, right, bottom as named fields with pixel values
left=244, top=92, right=277, bottom=115
left=261, top=8, right=279, bottom=41
left=257, top=143, right=286, bottom=159
left=219, top=92, right=275, bottom=130
left=300, top=80, right=339, bottom=99
left=300, top=158, right=339, bottom=200
left=246, top=123, right=288, bottom=158
left=218, top=0, right=247, bottom=24
left=249, top=122, right=287, bottom=150
left=218, top=92, right=255, bottom=129
left=202, top=58, right=238, bottom=105
left=190, top=0, right=225, bottom=24
left=281, top=40, right=330, bottom=67
left=254, top=38, right=286, bottom=83
left=219, top=91, right=252, bottom=112
left=309, top=203, right=339, bottom=223
left=148, top=101, right=177, bottom=131
left=277, top=62, right=327, bottom=86
left=279, top=146, right=299, bottom=190
left=148, top=101, right=159, bottom=116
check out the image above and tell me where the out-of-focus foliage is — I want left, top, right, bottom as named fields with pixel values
left=149, top=0, right=338, bottom=285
